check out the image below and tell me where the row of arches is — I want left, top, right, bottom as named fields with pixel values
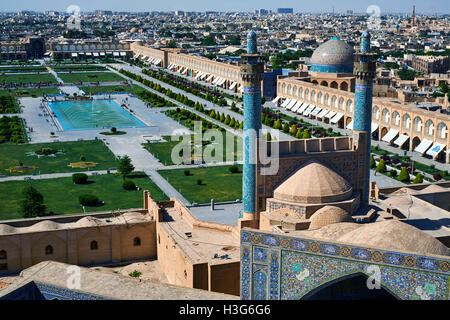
left=280, top=83, right=354, bottom=113
left=53, top=43, right=129, bottom=52
left=310, top=79, right=349, bottom=91
left=373, top=106, right=448, bottom=139
left=169, top=55, right=240, bottom=81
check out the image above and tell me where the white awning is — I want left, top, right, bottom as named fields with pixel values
left=86, top=52, right=92, bottom=56
left=168, top=64, right=174, bottom=69
left=426, top=142, right=446, bottom=158
left=272, top=96, right=281, bottom=103
left=303, top=105, right=316, bottom=117
left=113, top=52, right=120, bottom=56
left=330, top=113, right=344, bottom=124
left=71, top=53, right=78, bottom=57
left=133, top=53, right=140, bottom=59
left=325, top=111, right=336, bottom=119
left=195, top=72, right=203, bottom=79
left=155, top=58, right=161, bottom=65
left=200, top=73, right=208, bottom=80
left=218, top=78, right=226, bottom=86
left=414, top=139, right=433, bottom=154
left=291, top=101, right=303, bottom=112
left=182, top=68, right=188, bottom=75
left=316, top=109, right=329, bottom=118
left=286, top=99, right=297, bottom=110
left=229, top=82, right=237, bottom=90
left=238, top=86, right=243, bottom=91
left=281, top=98, right=292, bottom=108
left=371, top=122, right=379, bottom=133
left=100, top=52, right=106, bottom=56
left=310, top=107, right=322, bottom=117
left=346, top=120, right=354, bottom=129
left=381, top=129, right=399, bottom=143
left=297, top=103, right=308, bottom=114
left=120, top=52, right=126, bottom=56
left=206, top=74, right=214, bottom=81
left=393, top=134, right=409, bottom=147
left=212, top=77, right=220, bottom=84
left=93, top=52, right=99, bottom=57
left=141, top=55, right=148, bottom=60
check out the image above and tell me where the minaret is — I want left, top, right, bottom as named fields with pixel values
left=239, top=30, right=264, bottom=221
left=353, top=30, right=376, bottom=205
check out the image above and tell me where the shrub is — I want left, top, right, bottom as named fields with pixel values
left=72, top=173, right=88, bottom=184
left=197, top=179, right=202, bottom=185
left=370, top=154, right=376, bottom=169
left=389, top=170, right=397, bottom=178
left=391, top=157, right=400, bottom=165
left=80, top=156, right=86, bottom=161
left=376, top=159, right=387, bottom=173
left=433, top=173, right=443, bottom=181
left=123, top=180, right=136, bottom=190
left=442, top=170, right=448, bottom=177
left=301, top=129, right=311, bottom=139
left=398, top=167, right=410, bottom=182
left=413, top=173, right=423, bottom=184
left=111, top=127, right=117, bottom=133
left=129, top=270, right=142, bottom=278
left=79, top=194, right=99, bottom=206
left=229, top=165, right=239, bottom=173
left=184, top=170, right=190, bottom=176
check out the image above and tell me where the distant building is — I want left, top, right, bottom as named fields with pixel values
left=255, top=9, right=269, bottom=15
left=277, top=8, right=294, bottom=14
left=409, top=55, right=450, bottom=74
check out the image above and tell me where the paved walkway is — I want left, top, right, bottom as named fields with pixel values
left=144, top=169, right=190, bottom=205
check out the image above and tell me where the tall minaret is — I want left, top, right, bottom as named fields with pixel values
left=240, top=30, right=264, bottom=221
left=353, top=30, right=376, bottom=205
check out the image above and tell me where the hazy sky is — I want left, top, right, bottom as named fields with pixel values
left=0, top=0, right=448, bottom=14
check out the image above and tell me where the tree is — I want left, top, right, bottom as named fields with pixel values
left=224, top=115, right=231, bottom=125
left=273, top=119, right=282, bottom=130
left=290, top=124, right=298, bottom=136
left=295, top=129, right=303, bottom=139
left=118, top=155, right=134, bottom=179
left=282, top=122, right=290, bottom=133
left=370, top=154, right=376, bottom=169
left=266, top=132, right=272, bottom=141
left=376, top=159, right=387, bottom=173
left=209, top=110, right=216, bottom=118
left=413, top=173, right=423, bottom=184
left=301, top=129, right=311, bottom=139
left=21, top=186, right=46, bottom=218
left=398, top=167, right=410, bottom=182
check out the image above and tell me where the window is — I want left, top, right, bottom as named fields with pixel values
left=90, top=241, right=98, bottom=250
left=45, top=245, right=53, bottom=255
left=133, top=237, right=141, bottom=246
left=0, top=263, right=7, bottom=271
left=0, top=250, right=6, bottom=260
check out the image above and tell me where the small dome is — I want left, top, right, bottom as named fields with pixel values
left=75, top=217, right=100, bottom=227
left=310, top=38, right=354, bottom=73
left=273, top=160, right=353, bottom=204
left=338, top=220, right=449, bottom=257
left=309, top=206, right=352, bottom=230
left=27, top=220, right=61, bottom=232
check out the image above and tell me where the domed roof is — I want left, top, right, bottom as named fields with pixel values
left=0, top=224, right=16, bottom=235
left=26, top=220, right=61, bottom=232
left=273, top=160, right=353, bottom=204
left=310, top=38, right=355, bottom=73
left=309, top=206, right=352, bottom=230
left=338, top=220, right=449, bottom=257
left=247, top=30, right=256, bottom=39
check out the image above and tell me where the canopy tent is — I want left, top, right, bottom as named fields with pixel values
left=229, top=82, right=237, bottom=90
left=426, top=142, right=446, bottom=158
left=286, top=99, right=297, bottom=110
left=381, top=129, right=399, bottom=143
left=346, top=120, right=354, bottom=129
left=330, top=113, right=344, bottom=124
left=414, top=139, right=433, bottom=154
left=296, top=103, right=308, bottom=114
left=291, top=101, right=303, bottom=113
left=303, top=105, right=316, bottom=117
left=316, top=109, right=329, bottom=118
left=272, top=96, right=281, bottom=103
left=325, top=111, right=337, bottom=119
left=281, top=98, right=292, bottom=108
left=393, top=134, right=410, bottom=147
left=310, top=107, right=322, bottom=117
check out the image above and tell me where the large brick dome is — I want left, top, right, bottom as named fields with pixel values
left=273, top=160, right=353, bottom=204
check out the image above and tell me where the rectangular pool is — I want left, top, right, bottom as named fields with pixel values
left=48, top=99, right=146, bottom=130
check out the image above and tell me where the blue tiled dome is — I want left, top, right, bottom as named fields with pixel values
left=310, top=38, right=355, bottom=73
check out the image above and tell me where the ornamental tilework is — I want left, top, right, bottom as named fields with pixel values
left=35, top=282, right=112, bottom=300
left=240, top=230, right=450, bottom=300
left=353, top=83, right=373, bottom=132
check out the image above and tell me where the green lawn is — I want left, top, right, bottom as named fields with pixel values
left=57, top=72, right=125, bottom=83
left=158, top=165, right=242, bottom=204
left=0, top=66, right=47, bottom=73
left=0, top=172, right=168, bottom=220
left=0, top=73, right=58, bottom=85
left=80, top=84, right=142, bottom=95
left=0, top=140, right=118, bottom=176
left=144, top=134, right=242, bottom=166
left=0, top=88, right=60, bottom=98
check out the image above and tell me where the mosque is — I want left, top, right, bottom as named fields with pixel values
left=0, top=32, right=449, bottom=300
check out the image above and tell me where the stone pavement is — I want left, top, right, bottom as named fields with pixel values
left=144, top=169, right=190, bottom=205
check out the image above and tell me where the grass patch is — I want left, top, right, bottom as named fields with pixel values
left=158, top=165, right=242, bottom=204
left=0, top=140, right=118, bottom=176
left=0, top=73, right=57, bottom=85
left=0, top=172, right=168, bottom=220
left=144, top=134, right=242, bottom=166
left=0, top=87, right=60, bottom=98
left=57, top=72, right=125, bottom=83
left=80, top=84, right=140, bottom=95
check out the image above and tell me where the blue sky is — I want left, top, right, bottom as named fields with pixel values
left=0, top=0, right=448, bottom=14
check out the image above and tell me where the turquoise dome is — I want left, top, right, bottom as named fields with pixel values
left=310, top=38, right=355, bottom=73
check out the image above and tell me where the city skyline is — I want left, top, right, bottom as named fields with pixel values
left=0, top=0, right=449, bottom=14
